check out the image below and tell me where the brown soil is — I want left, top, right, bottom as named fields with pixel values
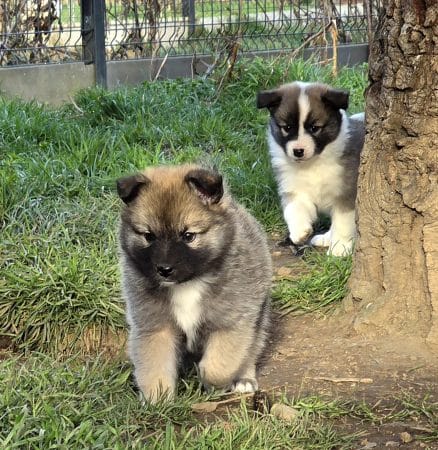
left=260, top=240, right=438, bottom=449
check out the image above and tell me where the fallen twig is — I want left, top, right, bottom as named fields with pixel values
left=202, top=51, right=225, bottom=79
left=192, top=385, right=284, bottom=412
left=215, top=40, right=241, bottom=94
left=382, top=421, right=435, bottom=434
left=309, top=376, right=374, bottom=383
left=288, top=20, right=334, bottom=61
left=68, top=95, right=84, bottom=115
left=153, top=52, right=169, bottom=81
left=215, top=384, right=283, bottom=399
left=191, top=52, right=196, bottom=79
left=330, top=19, right=338, bottom=77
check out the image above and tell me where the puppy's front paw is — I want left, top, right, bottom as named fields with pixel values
left=289, top=226, right=313, bottom=245
left=137, top=379, right=175, bottom=405
left=328, top=239, right=354, bottom=257
left=310, top=230, right=331, bottom=248
left=231, top=378, right=258, bottom=393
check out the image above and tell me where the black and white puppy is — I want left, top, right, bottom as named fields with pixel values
left=257, top=81, right=365, bottom=256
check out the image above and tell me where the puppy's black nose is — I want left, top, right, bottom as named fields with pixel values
left=157, top=265, right=173, bottom=277
left=293, top=148, right=304, bottom=158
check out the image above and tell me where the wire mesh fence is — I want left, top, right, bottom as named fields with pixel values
left=0, top=0, right=380, bottom=66
left=0, top=0, right=82, bottom=65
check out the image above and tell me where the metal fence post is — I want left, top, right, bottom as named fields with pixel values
left=81, top=0, right=107, bottom=88
left=182, top=0, right=196, bottom=36
left=81, top=0, right=94, bottom=64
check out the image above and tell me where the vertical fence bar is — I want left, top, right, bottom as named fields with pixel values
left=188, top=0, right=196, bottom=36
left=93, top=0, right=107, bottom=87
left=182, top=0, right=196, bottom=36
left=81, top=0, right=107, bottom=88
left=82, top=0, right=94, bottom=64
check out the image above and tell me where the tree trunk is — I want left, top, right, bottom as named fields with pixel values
left=344, top=0, right=438, bottom=346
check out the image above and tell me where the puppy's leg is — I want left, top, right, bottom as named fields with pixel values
left=231, top=364, right=258, bottom=393
left=199, top=328, right=257, bottom=392
left=310, top=229, right=332, bottom=248
left=231, top=298, right=270, bottom=393
left=328, top=208, right=356, bottom=256
left=283, top=198, right=317, bottom=245
left=129, top=326, right=178, bottom=404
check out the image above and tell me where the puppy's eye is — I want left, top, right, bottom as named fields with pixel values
left=144, top=231, right=156, bottom=242
left=181, top=232, right=196, bottom=243
left=310, top=124, right=322, bottom=134
left=281, top=124, right=292, bottom=133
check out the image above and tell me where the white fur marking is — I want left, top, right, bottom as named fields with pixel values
left=285, top=88, right=315, bottom=161
left=170, top=279, right=206, bottom=351
left=329, top=209, right=356, bottom=256
left=350, top=112, right=365, bottom=121
left=284, top=200, right=316, bottom=245
left=233, top=380, right=258, bottom=393
left=298, top=89, right=311, bottom=131
left=310, top=229, right=332, bottom=248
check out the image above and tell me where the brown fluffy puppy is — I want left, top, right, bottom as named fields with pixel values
left=116, top=164, right=272, bottom=403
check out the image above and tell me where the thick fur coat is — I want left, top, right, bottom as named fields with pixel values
left=257, top=81, right=365, bottom=256
left=117, top=164, right=272, bottom=403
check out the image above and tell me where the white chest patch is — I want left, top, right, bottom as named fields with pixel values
left=170, top=279, right=206, bottom=351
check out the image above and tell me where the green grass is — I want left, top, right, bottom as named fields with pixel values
left=1, top=354, right=436, bottom=448
left=1, top=57, right=367, bottom=354
left=0, top=354, right=357, bottom=449
left=273, top=251, right=353, bottom=315
left=0, top=57, right=372, bottom=447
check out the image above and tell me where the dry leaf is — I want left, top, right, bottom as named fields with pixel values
left=276, top=267, right=293, bottom=278
left=270, top=403, right=299, bottom=422
left=191, top=401, right=219, bottom=413
left=399, top=432, right=413, bottom=443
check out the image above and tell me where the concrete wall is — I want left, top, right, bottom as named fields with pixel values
left=0, top=44, right=369, bottom=105
left=0, top=63, right=95, bottom=106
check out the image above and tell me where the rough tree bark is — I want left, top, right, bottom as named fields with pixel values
left=344, top=0, right=438, bottom=346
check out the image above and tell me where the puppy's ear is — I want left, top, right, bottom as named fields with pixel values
left=116, top=173, right=149, bottom=204
left=185, top=168, right=224, bottom=205
left=257, top=89, right=282, bottom=111
left=322, top=88, right=349, bottom=110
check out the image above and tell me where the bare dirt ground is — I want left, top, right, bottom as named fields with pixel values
left=260, top=241, right=438, bottom=449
